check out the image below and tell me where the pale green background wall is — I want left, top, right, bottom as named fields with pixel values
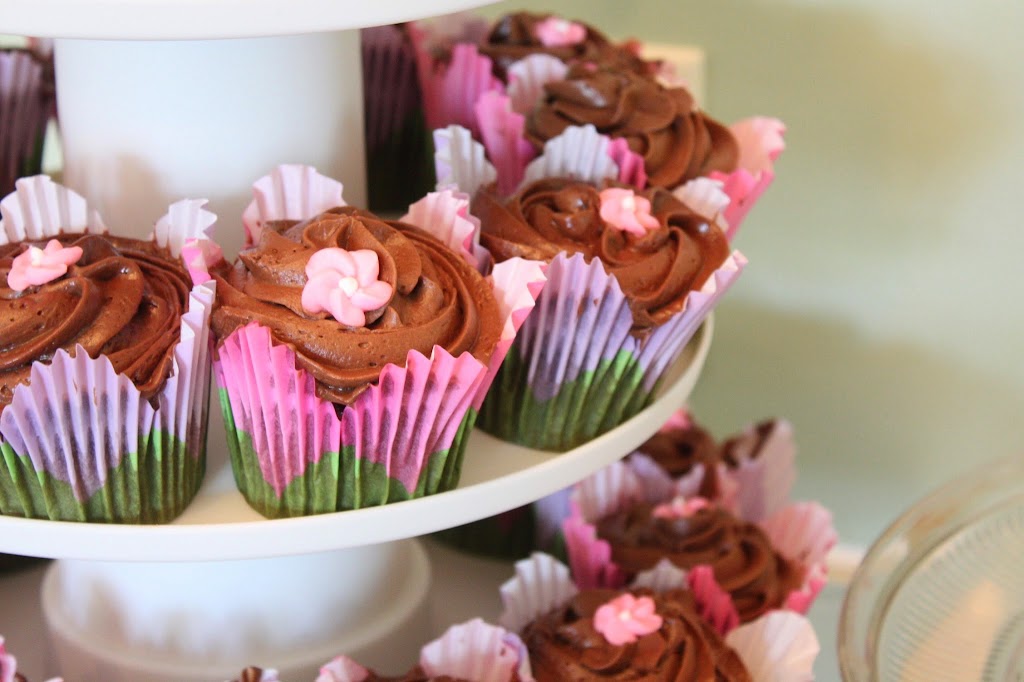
left=484, top=1, right=1024, bottom=549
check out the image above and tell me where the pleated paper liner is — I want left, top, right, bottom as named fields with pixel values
left=218, top=165, right=546, bottom=518
left=0, top=178, right=219, bottom=522
left=432, top=505, right=539, bottom=561
left=361, top=25, right=434, bottom=212
left=321, top=618, right=532, bottom=682
left=478, top=249, right=745, bottom=452
left=0, top=47, right=54, bottom=197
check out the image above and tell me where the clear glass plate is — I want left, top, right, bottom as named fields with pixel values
left=839, top=454, right=1024, bottom=681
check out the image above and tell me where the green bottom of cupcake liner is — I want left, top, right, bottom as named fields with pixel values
left=220, top=390, right=476, bottom=518
left=478, top=349, right=659, bottom=452
left=0, top=431, right=206, bottom=524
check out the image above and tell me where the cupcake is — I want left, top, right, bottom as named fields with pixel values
left=470, top=175, right=742, bottom=451
left=213, top=165, right=544, bottom=517
left=0, top=42, right=55, bottom=198
left=563, top=460, right=835, bottom=627
left=500, top=553, right=819, bottom=680
left=231, top=669, right=279, bottom=682
left=0, top=176, right=218, bottom=523
left=318, top=619, right=532, bottom=681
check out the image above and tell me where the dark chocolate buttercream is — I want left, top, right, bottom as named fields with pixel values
left=472, top=178, right=728, bottom=332
left=527, top=64, right=739, bottom=188
left=212, top=208, right=501, bottom=406
left=597, top=504, right=803, bottom=623
left=480, top=11, right=656, bottom=81
left=0, top=233, right=193, bottom=413
left=522, top=587, right=751, bottom=681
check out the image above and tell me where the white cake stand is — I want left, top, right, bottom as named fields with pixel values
left=0, top=3, right=718, bottom=678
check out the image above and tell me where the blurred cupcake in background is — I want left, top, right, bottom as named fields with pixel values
left=0, top=38, right=55, bottom=197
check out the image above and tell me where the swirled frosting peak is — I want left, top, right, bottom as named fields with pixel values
left=211, top=208, right=502, bottom=406
left=472, top=178, right=729, bottom=332
left=596, top=503, right=803, bottom=623
left=0, top=233, right=194, bottom=413
left=522, top=587, right=751, bottom=681
left=526, top=64, right=740, bottom=188
left=480, top=12, right=654, bottom=80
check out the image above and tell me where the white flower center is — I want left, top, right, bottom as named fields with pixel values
left=555, top=19, right=571, bottom=34
left=622, top=195, right=636, bottom=213
left=338, top=276, right=359, bottom=297
left=618, top=610, right=633, bottom=621
left=29, top=246, right=45, bottom=265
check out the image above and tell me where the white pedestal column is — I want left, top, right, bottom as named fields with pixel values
left=54, top=32, right=367, bottom=255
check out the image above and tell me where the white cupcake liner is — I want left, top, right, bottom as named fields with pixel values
left=724, top=419, right=797, bottom=523
left=506, top=54, right=568, bottom=115
left=0, top=180, right=217, bottom=522
left=725, top=611, right=819, bottom=682
left=499, top=552, right=578, bottom=633
left=316, top=656, right=369, bottom=682
left=420, top=618, right=533, bottom=682
left=241, top=164, right=345, bottom=246
left=434, top=124, right=498, bottom=199
left=672, top=176, right=731, bottom=226
left=401, top=188, right=490, bottom=272
left=571, top=459, right=646, bottom=523
left=623, top=452, right=680, bottom=504
left=519, top=124, right=619, bottom=189
left=631, top=558, right=687, bottom=592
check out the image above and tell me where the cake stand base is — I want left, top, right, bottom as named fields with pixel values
left=40, top=540, right=431, bottom=681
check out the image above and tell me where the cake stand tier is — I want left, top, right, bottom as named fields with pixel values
left=0, top=319, right=713, bottom=563
left=0, top=0, right=496, bottom=40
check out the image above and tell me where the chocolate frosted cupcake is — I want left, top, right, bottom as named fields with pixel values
left=471, top=176, right=741, bottom=450
left=480, top=11, right=655, bottom=81
left=527, top=63, right=739, bottom=190
left=214, top=165, right=544, bottom=517
left=0, top=177, right=217, bottom=523
left=595, top=501, right=803, bottom=623
left=523, top=587, right=750, bottom=681
left=232, top=668, right=279, bottom=682
left=500, top=553, right=819, bottom=681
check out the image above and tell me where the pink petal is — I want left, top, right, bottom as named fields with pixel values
left=327, top=289, right=366, bottom=327
left=301, top=270, right=341, bottom=314
left=348, top=249, right=382, bottom=285
left=306, top=247, right=357, bottom=279
left=350, top=280, right=393, bottom=310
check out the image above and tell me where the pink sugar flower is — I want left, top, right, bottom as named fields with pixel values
left=594, top=593, right=663, bottom=645
left=652, top=496, right=711, bottom=520
left=6, top=239, right=83, bottom=292
left=301, top=247, right=393, bottom=328
left=599, top=188, right=660, bottom=237
left=534, top=17, right=587, bottom=47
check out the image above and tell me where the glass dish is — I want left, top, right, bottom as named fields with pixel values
left=839, top=454, right=1024, bottom=681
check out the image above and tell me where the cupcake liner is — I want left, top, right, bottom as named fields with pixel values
left=421, top=43, right=503, bottom=136
left=519, top=124, right=619, bottom=189
left=562, top=459, right=834, bottom=620
left=220, top=168, right=544, bottom=517
left=533, top=486, right=572, bottom=555
left=434, top=124, right=498, bottom=199
left=241, top=164, right=346, bottom=246
left=607, top=137, right=647, bottom=189
left=500, top=553, right=819, bottom=679
left=0, top=636, right=16, bottom=682
left=479, top=248, right=744, bottom=451
left=419, top=619, right=533, bottom=682
left=432, top=505, right=538, bottom=560
left=672, top=177, right=731, bottom=227
left=687, top=564, right=741, bottom=635
left=0, top=175, right=104, bottom=244
left=505, top=54, right=567, bottom=115
left=723, top=419, right=797, bottom=523
left=0, top=182, right=217, bottom=523
left=710, top=117, right=786, bottom=238
left=499, top=552, right=579, bottom=633
left=474, top=92, right=537, bottom=196
left=401, top=188, right=490, bottom=272
left=724, top=611, right=819, bottom=682
left=0, top=49, right=53, bottom=198
left=631, top=557, right=686, bottom=592
left=316, top=656, right=369, bottom=682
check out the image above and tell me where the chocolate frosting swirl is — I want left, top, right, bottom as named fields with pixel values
left=362, top=670, right=477, bottom=682
left=472, top=178, right=728, bottom=332
left=233, top=668, right=271, bottom=682
left=597, top=504, right=803, bottom=623
left=211, top=208, right=501, bottom=406
left=480, top=12, right=655, bottom=81
left=720, top=419, right=777, bottom=469
left=523, top=587, right=750, bottom=681
left=0, top=233, right=193, bottom=413
left=526, top=64, right=739, bottom=188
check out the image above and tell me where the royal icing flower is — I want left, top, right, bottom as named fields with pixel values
left=593, top=593, right=663, bottom=645
left=6, top=239, right=83, bottom=292
left=534, top=17, right=587, bottom=47
left=652, top=496, right=711, bottom=519
left=599, top=188, right=660, bottom=237
left=301, top=248, right=393, bottom=328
